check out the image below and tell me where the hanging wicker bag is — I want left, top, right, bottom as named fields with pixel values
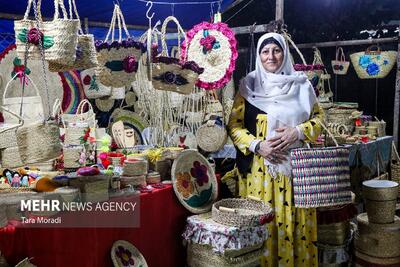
left=331, top=47, right=350, bottom=75
left=81, top=68, right=112, bottom=98
left=95, top=4, right=144, bottom=87
left=196, top=117, right=227, bottom=152
left=152, top=16, right=204, bottom=95
left=61, top=99, right=97, bottom=128
left=48, top=0, right=97, bottom=71
left=1, top=146, right=24, bottom=168
left=350, top=45, right=397, bottom=79
left=0, top=106, right=24, bottom=149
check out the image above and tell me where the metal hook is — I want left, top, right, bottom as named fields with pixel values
left=113, top=0, right=121, bottom=7
left=146, top=1, right=154, bottom=20
left=217, top=0, right=221, bottom=13
left=171, top=3, right=175, bottom=16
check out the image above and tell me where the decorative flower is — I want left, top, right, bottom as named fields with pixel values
left=359, top=55, right=371, bottom=68
left=200, top=30, right=220, bottom=54
left=27, top=28, right=44, bottom=45
left=83, top=75, right=91, bottom=85
left=11, top=57, right=31, bottom=80
left=176, top=172, right=194, bottom=198
left=333, top=64, right=344, bottom=71
left=115, top=246, right=135, bottom=266
left=367, top=63, right=380, bottom=76
left=79, top=128, right=91, bottom=144
left=163, top=71, right=177, bottom=84
left=259, top=213, right=275, bottom=225
left=190, top=161, right=209, bottom=186
left=122, top=55, right=137, bottom=73
left=383, top=59, right=389, bottom=65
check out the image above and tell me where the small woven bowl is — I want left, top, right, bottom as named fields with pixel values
left=212, top=198, right=273, bottom=227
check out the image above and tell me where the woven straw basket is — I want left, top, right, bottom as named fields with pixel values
left=331, top=47, right=350, bottom=75
left=0, top=204, right=7, bottom=228
left=69, top=175, right=110, bottom=203
left=368, top=120, right=386, bottom=137
left=146, top=172, right=161, bottom=184
left=391, top=142, right=400, bottom=196
left=350, top=46, right=397, bottom=79
left=111, top=240, right=148, bottom=267
left=63, top=145, right=85, bottom=169
left=54, top=186, right=80, bottom=203
left=355, top=213, right=400, bottom=258
left=61, top=99, right=97, bottom=128
left=196, top=119, right=227, bottom=152
left=15, top=258, right=37, bottom=267
left=122, top=159, right=148, bottom=176
left=355, top=249, right=400, bottom=266
left=0, top=106, right=23, bottom=149
left=317, top=221, right=350, bottom=245
left=120, top=175, right=146, bottom=188
left=81, top=68, right=112, bottom=99
left=95, top=5, right=143, bottom=87
left=187, top=243, right=262, bottom=267
left=16, top=120, right=62, bottom=165
left=212, top=198, right=273, bottom=227
left=64, top=125, right=88, bottom=146
left=1, top=146, right=24, bottom=168
left=291, top=123, right=352, bottom=208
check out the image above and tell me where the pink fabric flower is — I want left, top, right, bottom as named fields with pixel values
left=27, top=28, right=43, bottom=45
left=200, top=35, right=216, bottom=52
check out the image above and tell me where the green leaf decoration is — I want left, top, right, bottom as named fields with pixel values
left=13, top=57, right=21, bottom=66
left=17, top=28, right=28, bottom=43
left=43, top=36, right=54, bottom=49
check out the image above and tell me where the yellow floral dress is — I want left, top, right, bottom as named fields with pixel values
left=228, top=94, right=324, bottom=267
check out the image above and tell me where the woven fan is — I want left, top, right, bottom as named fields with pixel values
left=181, top=22, right=238, bottom=90
left=111, top=240, right=148, bottom=267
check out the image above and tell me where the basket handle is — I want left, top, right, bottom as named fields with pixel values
left=68, top=0, right=83, bottom=34
left=104, top=5, right=130, bottom=42
left=312, top=47, right=323, bottom=65
left=0, top=106, right=24, bottom=133
left=309, top=119, right=338, bottom=147
left=23, top=0, right=43, bottom=21
left=392, top=141, right=400, bottom=162
left=336, top=47, right=346, bottom=62
left=53, top=0, right=69, bottom=20
left=76, top=99, right=94, bottom=116
left=3, top=73, right=42, bottom=100
left=365, top=45, right=381, bottom=55
left=160, top=16, right=186, bottom=58
left=218, top=206, right=237, bottom=213
left=282, top=31, right=307, bottom=65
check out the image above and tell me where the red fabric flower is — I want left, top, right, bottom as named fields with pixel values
left=27, top=28, right=44, bottom=45
left=200, top=35, right=216, bottom=52
left=122, top=55, right=137, bottom=73
left=259, top=213, right=274, bottom=225
left=83, top=75, right=91, bottom=85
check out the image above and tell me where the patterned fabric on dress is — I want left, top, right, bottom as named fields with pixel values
left=228, top=94, right=324, bottom=267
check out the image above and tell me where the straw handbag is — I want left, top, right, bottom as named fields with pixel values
left=14, top=0, right=52, bottom=59
left=61, top=99, right=96, bottom=127
left=48, top=0, right=97, bottom=71
left=0, top=106, right=24, bottom=149
left=152, top=16, right=203, bottom=95
left=81, top=68, right=112, bottom=99
left=290, top=122, right=352, bottom=208
left=350, top=45, right=397, bottom=79
left=331, top=47, right=350, bottom=75
left=196, top=117, right=227, bottom=152
left=95, top=4, right=144, bottom=87
left=63, top=145, right=86, bottom=169
left=2, top=73, right=45, bottom=125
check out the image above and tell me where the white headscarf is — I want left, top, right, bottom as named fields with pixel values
left=239, top=32, right=316, bottom=133
left=239, top=32, right=317, bottom=177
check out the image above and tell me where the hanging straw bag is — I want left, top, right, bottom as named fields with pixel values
left=350, top=45, right=397, bottom=79
left=2, top=73, right=45, bottom=125
left=14, top=0, right=51, bottom=59
left=196, top=117, right=227, bottom=152
left=290, top=122, right=352, bottom=208
left=61, top=99, right=96, bottom=127
left=0, top=106, right=24, bottom=149
left=152, top=16, right=204, bottom=95
left=95, top=4, right=144, bottom=87
left=48, top=0, right=97, bottom=71
left=81, top=68, right=112, bottom=99
left=331, top=47, right=350, bottom=75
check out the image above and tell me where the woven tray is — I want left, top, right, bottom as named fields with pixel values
left=171, top=149, right=218, bottom=214
left=196, top=120, right=227, bottom=152
left=212, top=198, right=273, bottom=227
left=111, top=240, right=148, bottom=267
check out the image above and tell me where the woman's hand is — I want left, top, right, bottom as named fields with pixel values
left=268, top=127, right=299, bottom=151
left=257, top=139, right=287, bottom=164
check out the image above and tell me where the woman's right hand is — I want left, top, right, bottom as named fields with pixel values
left=257, top=140, right=287, bottom=164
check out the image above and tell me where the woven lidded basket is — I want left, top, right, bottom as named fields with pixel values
left=354, top=249, right=400, bottom=266
left=355, top=213, right=400, bottom=258
left=212, top=198, right=273, bottom=227
left=317, top=221, right=350, bottom=246
left=146, top=172, right=161, bottom=184
left=122, top=159, right=148, bottom=176
left=187, top=243, right=262, bottom=267
left=120, top=175, right=146, bottom=188
left=63, top=145, right=86, bottom=169
left=391, top=142, right=400, bottom=196
left=196, top=119, right=227, bottom=152
left=69, top=175, right=110, bottom=203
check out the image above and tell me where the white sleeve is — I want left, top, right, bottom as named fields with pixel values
left=249, top=139, right=262, bottom=153
left=296, top=125, right=305, bottom=140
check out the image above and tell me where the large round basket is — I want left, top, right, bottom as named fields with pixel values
left=171, top=149, right=218, bottom=214
left=196, top=120, right=227, bottom=152
left=111, top=240, right=148, bottom=267
left=181, top=22, right=238, bottom=90
left=212, top=198, right=273, bottom=227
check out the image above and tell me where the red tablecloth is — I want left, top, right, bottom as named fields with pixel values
left=0, top=185, right=190, bottom=267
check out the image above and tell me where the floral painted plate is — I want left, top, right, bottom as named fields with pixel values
left=171, top=149, right=218, bottom=214
left=111, top=240, right=148, bottom=267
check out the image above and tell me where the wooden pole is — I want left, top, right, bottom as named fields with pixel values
left=275, top=0, right=284, bottom=22
left=393, top=29, right=400, bottom=146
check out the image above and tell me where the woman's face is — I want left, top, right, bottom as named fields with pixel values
left=259, top=43, right=284, bottom=73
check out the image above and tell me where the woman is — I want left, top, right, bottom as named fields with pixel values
left=228, top=32, right=324, bottom=267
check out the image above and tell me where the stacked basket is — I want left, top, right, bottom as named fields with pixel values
left=120, top=158, right=148, bottom=188
left=183, top=198, right=273, bottom=267
left=354, top=180, right=400, bottom=266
